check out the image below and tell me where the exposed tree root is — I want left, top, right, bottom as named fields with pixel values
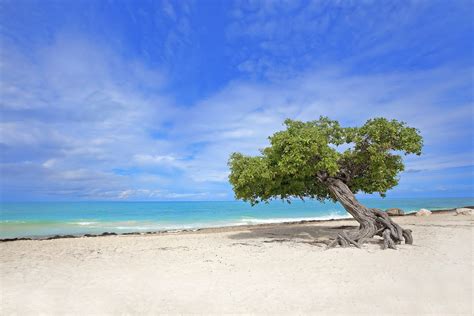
left=327, top=209, right=413, bottom=250
left=324, top=178, right=414, bottom=250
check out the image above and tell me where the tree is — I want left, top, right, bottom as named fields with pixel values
left=228, top=117, right=423, bottom=249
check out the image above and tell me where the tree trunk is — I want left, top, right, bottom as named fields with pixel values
left=325, top=178, right=413, bottom=249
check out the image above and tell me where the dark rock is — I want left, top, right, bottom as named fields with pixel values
left=46, top=234, right=76, bottom=240
left=0, top=237, right=33, bottom=242
left=100, top=232, right=117, bottom=236
left=386, top=208, right=405, bottom=216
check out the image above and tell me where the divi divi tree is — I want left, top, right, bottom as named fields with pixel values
left=228, top=117, right=423, bottom=249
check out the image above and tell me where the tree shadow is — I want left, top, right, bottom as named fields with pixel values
left=228, top=223, right=352, bottom=244
left=228, top=223, right=382, bottom=247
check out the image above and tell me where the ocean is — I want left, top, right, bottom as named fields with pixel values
left=1, top=197, right=472, bottom=238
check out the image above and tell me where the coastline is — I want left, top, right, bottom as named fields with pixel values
left=1, top=206, right=471, bottom=242
left=1, top=211, right=472, bottom=314
left=0, top=206, right=474, bottom=243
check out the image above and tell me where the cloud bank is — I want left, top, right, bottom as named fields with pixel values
left=0, top=1, right=472, bottom=200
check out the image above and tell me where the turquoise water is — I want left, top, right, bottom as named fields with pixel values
left=1, top=198, right=473, bottom=238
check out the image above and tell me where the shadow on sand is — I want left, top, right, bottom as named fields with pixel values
left=226, top=222, right=370, bottom=247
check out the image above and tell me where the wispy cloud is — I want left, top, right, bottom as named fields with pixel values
left=2, top=33, right=472, bottom=199
left=133, top=154, right=185, bottom=169
left=227, top=0, right=472, bottom=79
left=0, top=1, right=472, bottom=200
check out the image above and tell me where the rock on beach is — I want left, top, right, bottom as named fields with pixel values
left=416, top=209, right=432, bottom=216
left=455, top=208, right=472, bottom=216
left=386, top=208, right=405, bottom=216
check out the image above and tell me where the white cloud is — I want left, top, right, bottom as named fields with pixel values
left=117, top=188, right=209, bottom=200
left=42, top=159, right=57, bottom=169
left=1, top=30, right=472, bottom=200
left=405, top=153, right=474, bottom=172
left=133, top=154, right=184, bottom=168
left=170, top=66, right=472, bottom=191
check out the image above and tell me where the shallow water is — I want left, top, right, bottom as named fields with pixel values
left=1, top=198, right=472, bottom=238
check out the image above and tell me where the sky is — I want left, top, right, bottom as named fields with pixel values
left=0, top=0, right=473, bottom=201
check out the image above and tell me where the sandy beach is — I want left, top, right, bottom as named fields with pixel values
left=1, top=212, right=472, bottom=315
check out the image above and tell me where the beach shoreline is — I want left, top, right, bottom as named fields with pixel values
left=1, top=211, right=472, bottom=314
left=1, top=206, right=471, bottom=242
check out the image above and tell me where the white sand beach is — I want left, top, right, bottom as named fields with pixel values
left=1, top=212, right=472, bottom=315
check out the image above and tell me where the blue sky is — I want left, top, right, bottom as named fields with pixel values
left=0, top=0, right=472, bottom=201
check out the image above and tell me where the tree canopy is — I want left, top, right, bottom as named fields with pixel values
left=228, top=117, right=423, bottom=205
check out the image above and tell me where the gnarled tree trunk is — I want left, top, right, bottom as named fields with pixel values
left=325, top=178, right=412, bottom=249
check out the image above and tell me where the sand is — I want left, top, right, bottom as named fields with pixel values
left=1, top=212, right=472, bottom=315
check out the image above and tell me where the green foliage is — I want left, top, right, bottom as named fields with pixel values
left=228, top=117, right=423, bottom=205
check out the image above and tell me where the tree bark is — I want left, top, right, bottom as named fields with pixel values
left=325, top=178, right=412, bottom=249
